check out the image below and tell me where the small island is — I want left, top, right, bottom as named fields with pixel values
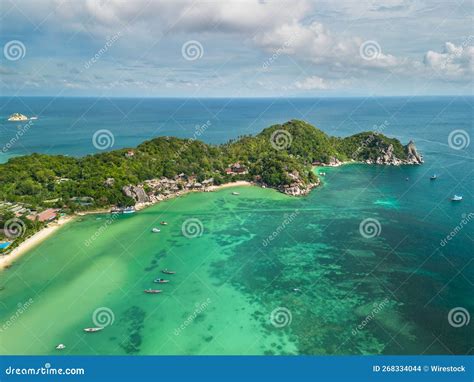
left=7, top=113, right=28, bottom=121
left=0, top=120, right=422, bottom=258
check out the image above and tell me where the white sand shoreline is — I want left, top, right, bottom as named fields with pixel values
left=0, top=181, right=254, bottom=270
left=207, top=180, right=253, bottom=191
left=0, top=216, right=75, bottom=270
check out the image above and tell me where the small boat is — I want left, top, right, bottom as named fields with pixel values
left=122, top=207, right=136, bottom=214
left=160, top=221, right=168, bottom=225
left=55, top=344, right=66, bottom=350
left=154, top=278, right=169, bottom=284
left=319, top=172, right=326, bottom=176
left=430, top=174, right=438, bottom=180
left=162, top=269, right=176, bottom=275
left=151, top=228, right=161, bottom=233
left=83, top=327, right=103, bottom=333
left=232, top=192, right=240, bottom=195
left=451, top=195, right=463, bottom=201
left=144, top=289, right=162, bottom=294
left=29, top=116, right=38, bottom=120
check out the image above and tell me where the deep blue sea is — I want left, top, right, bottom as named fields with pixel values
left=0, top=97, right=472, bottom=162
left=0, top=97, right=472, bottom=355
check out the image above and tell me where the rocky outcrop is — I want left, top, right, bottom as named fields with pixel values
left=122, top=185, right=150, bottom=203
left=274, top=171, right=321, bottom=196
left=278, top=180, right=320, bottom=196
left=363, top=139, right=423, bottom=165
left=405, top=140, right=423, bottom=164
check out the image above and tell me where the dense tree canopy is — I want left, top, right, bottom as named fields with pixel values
left=0, top=120, right=411, bottom=210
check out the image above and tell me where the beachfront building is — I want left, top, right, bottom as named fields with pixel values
left=27, top=208, right=58, bottom=223
left=225, top=162, right=248, bottom=175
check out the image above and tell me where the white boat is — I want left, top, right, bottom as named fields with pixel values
left=430, top=174, right=437, bottom=180
left=29, top=116, right=38, bottom=120
left=151, top=228, right=161, bottom=233
left=83, top=327, right=103, bottom=333
left=451, top=195, right=463, bottom=201
left=122, top=207, right=135, bottom=214
left=55, top=344, right=66, bottom=350
left=232, top=192, right=240, bottom=195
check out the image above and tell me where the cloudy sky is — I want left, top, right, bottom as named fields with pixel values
left=1, top=0, right=473, bottom=97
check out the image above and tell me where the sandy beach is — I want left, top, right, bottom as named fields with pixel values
left=0, top=215, right=75, bottom=270
left=207, top=180, right=253, bottom=191
left=0, top=181, right=254, bottom=270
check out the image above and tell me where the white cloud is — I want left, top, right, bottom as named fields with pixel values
left=293, top=75, right=350, bottom=91
left=424, top=42, right=473, bottom=79
left=254, top=20, right=406, bottom=73
left=294, top=76, right=330, bottom=90
left=52, top=0, right=311, bottom=35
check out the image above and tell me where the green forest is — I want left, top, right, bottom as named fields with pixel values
left=0, top=120, right=412, bottom=210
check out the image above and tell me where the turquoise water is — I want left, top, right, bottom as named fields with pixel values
left=0, top=97, right=472, bottom=355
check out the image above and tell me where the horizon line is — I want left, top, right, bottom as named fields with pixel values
left=0, top=94, right=472, bottom=99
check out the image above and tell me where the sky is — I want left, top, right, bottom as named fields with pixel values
left=0, top=0, right=473, bottom=97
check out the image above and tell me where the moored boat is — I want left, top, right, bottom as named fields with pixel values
left=160, top=221, right=168, bottom=225
left=430, top=174, right=437, bottom=180
left=55, top=344, right=66, bottom=350
left=83, top=327, right=103, bottom=333
left=451, top=195, right=463, bottom=201
left=154, top=278, right=169, bottom=283
left=144, top=289, right=162, bottom=294
left=162, top=269, right=176, bottom=275
left=232, top=192, right=240, bottom=195
left=151, top=228, right=161, bottom=233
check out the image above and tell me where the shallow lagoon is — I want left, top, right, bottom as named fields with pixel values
left=0, top=161, right=472, bottom=355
